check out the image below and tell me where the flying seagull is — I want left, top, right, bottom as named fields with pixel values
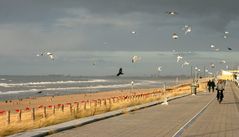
left=46, top=52, right=54, bottom=60
left=132, top=56, right=141, bottom=63
left=224, top=31, right=229, bottom=39
left=172, top=33, right=179, bottom=39
left=116, top=68, right=124, bottom=76
left=158, top=66, right=162, bottom=72
left=210, top=45, right=215, bottom=48
left=219, top=60, right=226, bottom=64
left=182, top=25, right=192, bottom=34
left=36, top=52, right=44, bottom=57
left=177, top=55, right=183, bottom=62
left=210, top=63, right=215, bottom=68
left=182, top=61, right=190, bottom=68
left=166, top=11, right=178, bottom=16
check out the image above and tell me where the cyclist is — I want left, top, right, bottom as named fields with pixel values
left=216, top=80, right=225, bottom=103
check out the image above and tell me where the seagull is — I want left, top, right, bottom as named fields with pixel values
left=210, top=45, right=215, bottom=48
left=182, top=25, right=192, bottom=34
left=131, top=81, right=134, bottom=86
left=219, top=60, right=226, bottom=64
left=36, top=52, right=44, bottom=57
left=210, top=63, right=215, bottom=68
left=181, top=61, right=190, bottom=68
left=132, top=56, right=141, bottom=63
left=158, top=66, right=162, bottom=72
left=227, top=47, right=232, bottom=50
left=131, top=31, right=136, bottom=34
left=116, top=68, right=124, bottom=76
left=46, top=52, right=54, bottom=60
left=172, top=33, right=179, bottom=39
left=215, top=48, right=220, bottom=52
left=208, top=72, right=213, bottom=75
left=205, top=69, right=209, bottom=73
left=177, top=55, right=183, bottom=62
left=166, top=11, right=178, bottom=16
left=224, top=31, right=229, bottom=39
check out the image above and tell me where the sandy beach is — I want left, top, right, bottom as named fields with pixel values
left=0, top=79, right=207, bottom=112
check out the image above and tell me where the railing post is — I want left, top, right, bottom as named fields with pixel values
left=7, top=110, right=10, bottom=125
left=61, top=105, right=64, bottom=112
left=43, top=106, right=47, bottom=118
left=32, top=108, right=35, bottom=121
left=18, top=110, right=22, bottom=122
left=53, top=106, right=56, bottom=114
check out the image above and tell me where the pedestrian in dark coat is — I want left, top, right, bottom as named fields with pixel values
left=207, top=80, right=212, bottom=92
left=211, top=80, right=216, bottom=92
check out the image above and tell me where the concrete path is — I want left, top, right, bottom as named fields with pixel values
left=181, top=82, right=239, bottom=137
left=48, top=82, right=239, bottom=137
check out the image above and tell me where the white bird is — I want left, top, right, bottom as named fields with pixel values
left=208, top=72, right=213, bottom=75
left=205, top=69, right=209, bottom=73
left=36, top=52, right=44, bottom=57
left=210, top=63, right=215, bottom=68
left=210, top=45, right=215, bottom=48
left=223, top=31, right=229, bottom=39
left=131, top=81, right=134, bottom=86
left=181, top=61, right=190, bottom=68
left=46, top=52, right=54, bottom=60
left=166, top=11, right=178, bottom=16
left=215, top=48, right=220, bottom=51
left=225, top=31, right=229, bottom=34
left=172, top=33, right=179, bottom=39
left=158, top=66, right=162, bottom=72
left=219, top=60, right=226, bottom=64
left=182, top=25, right=192, bottom=34
left=177, top=55, right=183, bottom=62
left=131, top=31, right=136, bottom=34
left=132, top=56, right=141, bottom=63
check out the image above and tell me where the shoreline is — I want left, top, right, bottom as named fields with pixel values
left=0, top=78, right=206, bottom=112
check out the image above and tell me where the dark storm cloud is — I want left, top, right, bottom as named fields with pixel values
left=1, top=0, right=238, bottom=31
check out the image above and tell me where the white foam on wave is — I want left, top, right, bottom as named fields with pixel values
left=0, top=80, right=161, bottom=95
left=0, top=79, right=107, bottom=87
left=0, top=82, right=148, bottom=95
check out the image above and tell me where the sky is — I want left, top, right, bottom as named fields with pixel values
left=0, top=0, right=238, bottom=76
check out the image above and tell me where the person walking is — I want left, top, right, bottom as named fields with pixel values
left=216, top=80, right=225, bottom=104
left=207, top=80, right=212, bottom=92
left=211, top=80, right=216, bottom=92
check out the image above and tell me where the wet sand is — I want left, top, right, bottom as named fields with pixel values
left=0, top=79, right=207, bottom=112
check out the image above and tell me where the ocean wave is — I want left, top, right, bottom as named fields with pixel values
left=0, top=82, right=147, bottom=95
left=0, top=79, right=107, bottom=87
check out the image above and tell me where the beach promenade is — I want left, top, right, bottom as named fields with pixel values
left=48, top=81, right=239, bottom=137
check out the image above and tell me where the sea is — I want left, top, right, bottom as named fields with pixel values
left=0, top=75, right=191, bottom=101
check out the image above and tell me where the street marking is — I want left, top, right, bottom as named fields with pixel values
left=172, top=96, right=215, bottom=137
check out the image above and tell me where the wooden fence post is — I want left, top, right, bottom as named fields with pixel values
left=18, top=110, right=22, bottom=122
left=53, top=106, right=56, bottom=114
left=76, top=102, right=79, bottom=113
left=43, top=106, right=47, bottom=118
left=70, top=104, right=73, bottom=114
left=61, top=105, right=64, bottom=112
left=83, top=102, right=86, bottom=110
left=7, top=110, right=10, bottom=125
left=32, top=108, right=35, bottom=121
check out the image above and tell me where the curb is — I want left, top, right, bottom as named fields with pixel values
left=9, top=93, right=190, bottom=137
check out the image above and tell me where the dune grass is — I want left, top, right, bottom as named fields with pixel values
left=0, top=81, right=207, bottom=136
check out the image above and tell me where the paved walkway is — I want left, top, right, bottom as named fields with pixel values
left=48, top=82, right=239, bottom=137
